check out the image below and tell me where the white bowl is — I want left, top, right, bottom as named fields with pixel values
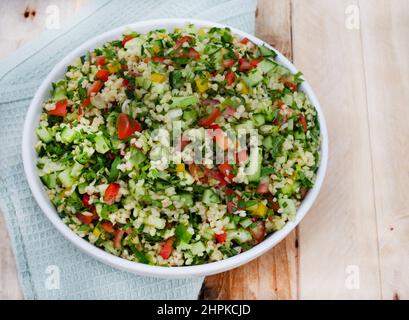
left=22, top=18, right=328, bottom=278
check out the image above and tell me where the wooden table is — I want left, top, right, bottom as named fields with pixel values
left=1, top=0, right=408, bottom=300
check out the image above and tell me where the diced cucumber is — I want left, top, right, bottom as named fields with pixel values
left=252, top=114, right=265, bottom=127
left=281, top=182, right=300, bottom=196
left=245, top=147, right=262, bottom=182
left=239, top=218, right=253, bottom=228
left=58, top=169, right=75, bottom=188
left=191, top=241, right=206, bottom=256
left=202, top=189, right=220, bottom=204
left=171, top=96, right=199, bottom=108
left=41, top=173, right=57, bottom=189
left=258, top=59, right=275, bottom=74
left=259, top=45, right=277, bottom=58
left=36, top=127, right=52, bottom=143
left=227, top=229, right=253, bottom=243
left=172, top=194, right=194, bottom=208
left=151, top=82, right=165, bottom=95
left=135, top=77, right=151, bottom=90
left=278, top=198, right=296, bottom=216
left=94, top=134, right=110, bottom=154
left=71, top=162, right=84, bottom=177
left=130, top=148, right=146, bottom=167
left=263, top=136, right=274, bottom=150
left=61, top=127, right=76, bottom=144
left=183, top=109, right=198, bottom=122
left=51, top=80, right=67, bottom=101
left=243, top=68, right=263, bottom=87
left=78, top=183, right=87, bottom=194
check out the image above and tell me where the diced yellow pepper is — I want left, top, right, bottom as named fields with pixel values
left=195, top=77, right=209, bottom=93
left=107, top=61, right=120, bottom=73
left=151, top=73, right=167, bottom=83
left=153, top=45, right=161, bottom=54
left=252, top=202, right=268, bottom=218
left=240, top=79, right=249, bottom=95
left=176, top=163, right=185, bottom=172
left=93, top=227, right=101, bottom=238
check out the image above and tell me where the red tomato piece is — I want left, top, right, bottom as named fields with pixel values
left=82, top=194, right=90, bottom=208
left=223, top=106, right=236, bottom=117
left=117, top=113, right=134, bottom=140
left=223, top=59, right=236, bottom=68
left=96, top=55, right=106, bottom=66
left=48, top=99, right=68, bottom=117
left=188, top=163, right=204, bottom=181
left=236, top=150, right=248, bottom=163
left=227, top=201, right=237, bottom=213
left=218, top=163, right=235, bottom=180
left=88, top=80, right=104, bottom=96
left=76, top=213, right=93, bottom=225
left=185, top=48, right=200, bottom=60
left=215, top=231, right=227, bottom=244
left=96, top=69, right=111, bottom=82
left=132, top=119, right=142, bottom=133
left=113, top=229, right=125, bottom=249
left=257, top=181, right=269, bottom=194
left=249, top=221, right=266, bottom=244
left=198, top=108, right=222, bottom=127
left=159, top=238, right=175, bottom=259
left=175, top=35, right=192, bottom=48
left=239, top=58, right=253, bottom=72
left=299, top=113, right=308, bottom=132
left=104, top=182, right=120, bottom=205
left=152, top=56, right=165, bottom=63
left=250, top=58, right=262, bottom=68
left=80, top=97, right=91, bottom=109
left=101, top=221, right=114, bottom=233
left=225, top=71, right=236, bottom=86
left=122, top=35, right=135, bottom=46
left=240, top=37, right=250, bottom=44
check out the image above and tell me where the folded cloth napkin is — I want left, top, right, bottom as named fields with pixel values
left=0, top=0, right=257, bottom=300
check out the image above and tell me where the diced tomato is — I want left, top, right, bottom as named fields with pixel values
left=223, top=59, right=236, bottom=68
left=117, top=113, right=138, bottom=140
left=249, top=221, right=266, bottom=243
left=159, top=238, right=175, bottom=259
left=101, top=221, right=115, bottom=233
left=80, top=97, right=91, bottom=109
left=122, top=35, right=135, bottom=46
left=96, top=69, right=111, bottom=82
left=188, top=163, right=203, bottom=181
left=250, top=58, right=262, bottom=68
left=204, top=168, right=228, bottom=187
left=88, top=80, right=104, bottom=96
left=225, top=71, right=236, bottom=86
left=202, top=99, right=220, bottom=106
left=82, top=194, right=90, bottom=208
left=96, top=55, right=106, bottom=66
left=215, top=231, right=227, bottom=244
left=300, top=186, right=309, bottom=200
left=236, top=150, right=248, bottom=163
left=105, top=151, right=116, bottom=161
left=152, top=56, right=165, bottom=63
left=299, top=113, right=308, bottom=132
left=113, top=229, right=125, bottom=249
left=282, top=79, right=298, bottom=92
left=175, top=35, right=192, bottom=48
left=179, top=137, right=191, bottom=151
left=257, top=181, right=269, bottom=194
left=185, top=48, right=200, bottom=60
left=218, top=163, right=235, bottom=180
left=227, top=201, right=237, bottom=214
left=223, top=106, right=236, bottom=117
left=225, top=188, right=235, bottom=196
left=239, top=58, right=253, bottom=72
left=198, top=108, right=222, bottom=127
left=240, top=37, right=250, bottom=45
left=132, top=119, right=142, bottom=133
left=214, top=129, right=229, bottom=151
left=48, top=99, right=68, bottom=117
left=122, top=78, right=129, bottom=87
left=104, top=182, right=120, bottom=205
left=76, top=213, right=93, bottom=225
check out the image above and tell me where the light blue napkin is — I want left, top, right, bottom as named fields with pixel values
left=0, top=0, right=257, bottom=299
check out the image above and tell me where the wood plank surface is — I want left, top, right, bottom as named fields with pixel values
left=202, top=0, right=298, bottom=300
left=292, top=0, right=382, bottom=299
left=359, top=0, right=409, bottom=300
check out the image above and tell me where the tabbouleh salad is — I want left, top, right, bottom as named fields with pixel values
left=35, top=25, right=320, bottom=266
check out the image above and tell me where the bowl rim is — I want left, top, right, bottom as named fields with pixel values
left=22, top=18, right=328, bottom=278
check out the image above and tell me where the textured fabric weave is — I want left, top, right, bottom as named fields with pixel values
left=0, top=0, right=257, bottom=299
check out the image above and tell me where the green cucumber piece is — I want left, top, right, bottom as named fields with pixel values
left=94, top=134, right=110, bottom=154
left=36, top=127, right=52, bottom=143
left=60, top=127, right=76, bottom=144
left=245, top=147, right=262, bottom=182
left=202, top=189, right=220, bottom=204
left=171, top=96, right=199, bottom=108
left=58, top=169, right=75, bottom=188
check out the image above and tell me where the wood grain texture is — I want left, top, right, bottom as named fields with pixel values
left=202, top=0, right=298, bottom=300
left=293, top=0, right=382, bottom=299
left=359, top=0, right=409, bottom=300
